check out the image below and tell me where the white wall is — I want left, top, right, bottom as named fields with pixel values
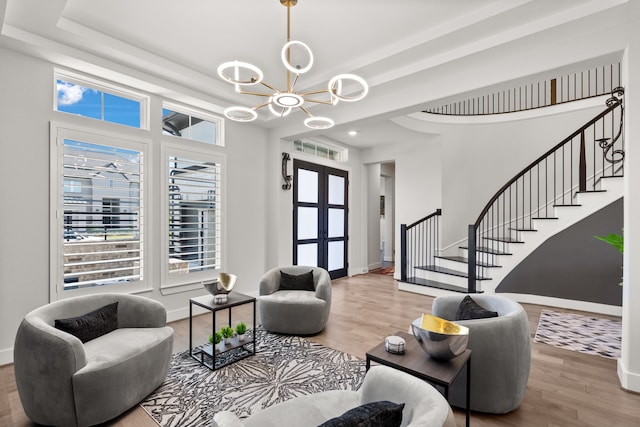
left=361, top=137, right=443, bottom=278
left=439, top=105, right=606, bottom=249
left=0, top=46, right=270, bottom=364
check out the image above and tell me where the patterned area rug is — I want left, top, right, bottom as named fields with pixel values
left=534, top=309, right=621, bottom=359
left=140, top=327, right=366, bottom=427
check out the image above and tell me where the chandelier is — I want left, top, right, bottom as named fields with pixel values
left=217, top=0, right=368, bottom=130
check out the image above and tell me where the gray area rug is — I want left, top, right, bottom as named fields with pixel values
left=140, top=327, right=366, bottom=427
left=534, top=309, right=621, bottom=359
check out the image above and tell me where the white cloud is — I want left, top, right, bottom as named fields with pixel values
left=57, top=81, right=87, bottom=106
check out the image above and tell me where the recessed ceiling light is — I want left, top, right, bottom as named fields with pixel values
left=348, top=130, right=358, bottom=136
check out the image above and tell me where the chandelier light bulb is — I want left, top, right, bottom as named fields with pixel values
left=224, top=106, right=258, bottom=122
left=304, top=116, right=335, bottom=129
left=281, top=41, right=314, bottom=74
left=328, top=74, right=369, bottom=102
left=273, top=92, right=304, bottom=108
left=217, top=61, right=264, bottom=86
left=269, top=99, right=292, bottom=117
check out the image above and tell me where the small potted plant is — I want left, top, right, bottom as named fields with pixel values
left=209, top=331, right=224, bottom=352
left=221, top=326, right=235, bottom=344
left=235, top=322, right=247, bottom=342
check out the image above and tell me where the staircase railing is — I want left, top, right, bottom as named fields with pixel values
left=425, top=63, right=621, bottom=116
left=467, top=87, right=625, bottom=292
left=401, top=209, right=442, bottom=282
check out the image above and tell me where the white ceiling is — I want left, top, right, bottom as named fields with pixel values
left=0, top=0, right=626, bottom=148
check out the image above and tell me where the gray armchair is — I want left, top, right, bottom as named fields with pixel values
left=258, top=265, right=331, bottom=335
left=432, top=294, right=531, bottom=414
left=14, top=293, right=174, bottom=427
left=213, top=365, right=456, bottom=427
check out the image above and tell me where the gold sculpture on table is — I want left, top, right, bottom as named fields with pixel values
left=204, top=273, right=238, bottom=304
left=411, top=313, right=469, bottom=360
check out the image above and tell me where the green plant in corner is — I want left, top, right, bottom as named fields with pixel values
left=594, top=228, right=624, bottom=254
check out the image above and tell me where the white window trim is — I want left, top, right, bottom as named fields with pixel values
left=162, top=101, right=225, bottom=146
left=49, top=122, right=152, bottom=301
left=160, top=140, right=227, bottom=292
left=54, top=69, right=150, bottom=130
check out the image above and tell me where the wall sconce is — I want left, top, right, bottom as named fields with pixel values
left=282, top=152, right=292, bottom=190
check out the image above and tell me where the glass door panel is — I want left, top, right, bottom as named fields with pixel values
left=328, top=241, right=344, bottom=271
left=297, top=169, right=318, bottom=203
left=328, top=208, right=344, bottom=238
left=297, top=207, right=318, bottom=239
left=297, top=243, right=318, bottom=267
left=328, top=175, right=345, bottom=205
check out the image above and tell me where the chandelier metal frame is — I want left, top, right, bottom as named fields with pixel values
left=217, top=0, right=368, bottom=129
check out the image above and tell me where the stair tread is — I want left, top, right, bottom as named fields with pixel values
left=435, top=255, right=500, bottom=268
left=403, top=277, right=479, bottom=294
left=483, top=236, right=524, bottom=243
left=553, top=204, right=582, bottom=207
left=531, top=217, right=559, bottom=220
left=460, top=246, right=512, bottom=255
left=415, top=265, right=491, bottom=280
left=509, top=227, right=537, bottom=232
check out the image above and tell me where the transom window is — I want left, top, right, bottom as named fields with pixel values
left=162, top=103, right=222, bottom=145
left=294, top=139, right=347, bottom=162
left=55, top=71, right=148, bottom=129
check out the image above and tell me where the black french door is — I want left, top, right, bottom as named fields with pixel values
left=293, top=159, right=348, bottom=279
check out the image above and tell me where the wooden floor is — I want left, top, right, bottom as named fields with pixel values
left=2, top=273, right=639, bottom=426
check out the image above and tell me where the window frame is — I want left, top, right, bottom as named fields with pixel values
left=162, top=101, right=224, bottom=146
left=160, top=139, right=226, bottom=292
left=50, top=122, right=151, bottom=299
left=54, top=69, right=150, bottom=130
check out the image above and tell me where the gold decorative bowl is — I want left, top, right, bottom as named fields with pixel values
left=203, top=273, right=238, bottom=298
left=411, top=313, right=469, bottom=360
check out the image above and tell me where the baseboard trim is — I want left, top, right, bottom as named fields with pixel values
left=499, top=293, right=622, bottom=316
left=618, top=358, right=640, bottom=392
left=0, top=347, right=13, bottom=366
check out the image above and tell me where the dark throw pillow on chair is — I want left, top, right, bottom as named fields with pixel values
left=318, top=400, right=404, bottom=427
left=279, top=270, right=315, bottom=291
left=55, top=302, right=119, bottom=343
left=455, top=295, right=498, bottom=320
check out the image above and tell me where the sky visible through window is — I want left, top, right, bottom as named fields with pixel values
left=56, top=80, right=141, bottom=128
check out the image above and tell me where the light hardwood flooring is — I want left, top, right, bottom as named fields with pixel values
left=2, top=273, right=639, bottom=426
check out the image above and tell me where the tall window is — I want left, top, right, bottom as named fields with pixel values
left=51, top=71, right=225, bottom=299
left=52, top=127, right=146, bottom=295
left=165, top=148, right=223, bottom=286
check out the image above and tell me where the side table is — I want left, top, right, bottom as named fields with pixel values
left=189, top=292, right=256, bottom=370
left=365, top=331, right=471, bottom=427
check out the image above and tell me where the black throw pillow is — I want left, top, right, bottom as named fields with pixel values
left=55, top=302, right=119, bottom=343
left=279, top=270, right=315, bottom=291
left=318, top=401, right=404, bottom=427
left=455, top=295, right=498, bottom=321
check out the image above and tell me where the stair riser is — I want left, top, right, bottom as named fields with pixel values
left=415, top=269, right=469, bottom=288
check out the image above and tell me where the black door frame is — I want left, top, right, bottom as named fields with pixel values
left=292, top=159, right=348, bottom=279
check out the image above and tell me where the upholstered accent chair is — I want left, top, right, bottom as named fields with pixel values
left=258, top=265, right=331, bottom=335
left=213, top=365, right=456, bottom=427
left=14, top=293, right=174, bottom=427
left=431, top=294, right=531, bottom=414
